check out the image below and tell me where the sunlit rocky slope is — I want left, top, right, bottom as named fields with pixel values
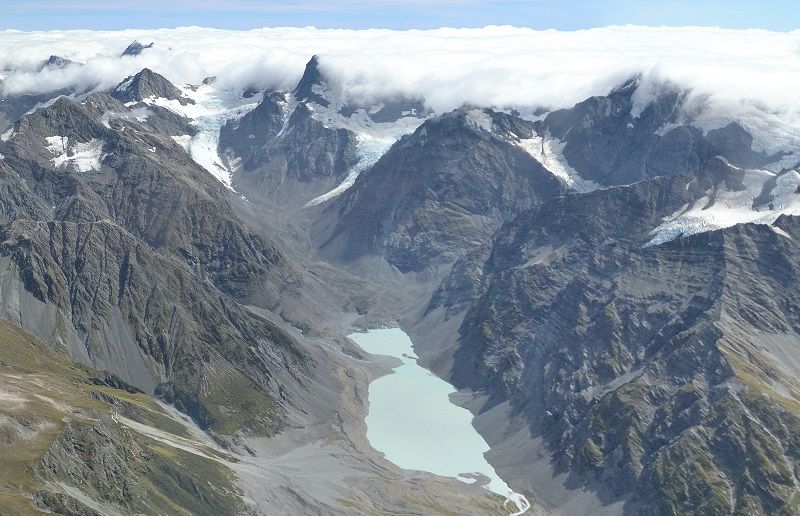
left=1, top=37, right=800, bottom=514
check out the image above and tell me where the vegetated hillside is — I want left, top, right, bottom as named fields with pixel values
left=0, top=318, right=248, bottom=515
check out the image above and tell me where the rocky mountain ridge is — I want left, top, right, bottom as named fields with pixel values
left=1, top=57, right=800, bottom=515
left=0, top=85, right=319, bottom=445
left=418, top=158, right=800, bottom=514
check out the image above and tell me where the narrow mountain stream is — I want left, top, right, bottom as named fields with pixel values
left=349, top=328, right=530, bottom=515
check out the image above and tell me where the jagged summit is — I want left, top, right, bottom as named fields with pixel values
left=292, top=55, right=330, bottom=107
left=290, top=55, right=429, bottom=122
left=110, top=68, right=194, bottom=105
left=537, top=78, right=787, bottom=186
left=10, top=95, right=102, bottom=142
left=39, top=55, right=74, bottom=70
left=121, top=40, right=154, bottom=56
left=610, top=75, right=641, bottom=95
left=314, top=107, right=563, bottom=271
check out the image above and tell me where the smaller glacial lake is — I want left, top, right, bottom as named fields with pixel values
left=349, top=328, right=529, bottom=515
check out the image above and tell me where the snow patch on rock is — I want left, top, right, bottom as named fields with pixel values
left=115, top=76, right=134, bottom=92
left=45, top=135, right=105, bottom=172
left=515, top=135, right=599, bottom=193
left=294, top=93, right=428, bottom=204
left=100, top=107, right=151, bottom=128
left=465, top=109, right=494, bottom=133
left=646, top=168, right=800, bottom=246
left=771, top=225, right=793, bottom=239
left=171, top=134, right=192, bottom=152
left=654, top=108, right=800, bottom=173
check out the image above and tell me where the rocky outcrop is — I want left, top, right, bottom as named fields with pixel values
left=219, top=55, right=433, bottom=209
left=111, top=68, right=194, bottom=105
left=39, top=55, right=75, bottom=70
left=537, top=78, right=787, bottom=186
left=226, top=100, right=359, bottom=205
left=435, top=168, right=800, bottom=514
left=293, top=55, right=429, bottom=123
left=292, top=55, right=330, bottom=107
left=0, top=218, right=305, bottom=435
left=121, top=40, right=154, bottom=57
left=0, top=93, right=314, bottom=435
left=219, top=91, right=286, bottom=165
left=1, top=93, right=303, bottom=309
left=32, top=416, right=247, bottom=515
left=0, top=317, right=249, bottom=515
left=315, top=108, right=563, bottom=271
left=33, top=418, right=150, bottom=508
left=219, top=75, right=360, bottom=206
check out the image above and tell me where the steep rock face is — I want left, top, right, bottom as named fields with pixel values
left=0, top=92, right=316, bottom=434
left=86, top=90, right=197, bottom=137
left=219, top=55, right=428, bottom=209
left=120, top=40, right=154, bottom=57
left=315, top=108, right=563, bottom=272
left=539, top=79, right=787, bottom=186
left=0, top=160, right=49, bottom=223
left=294, top=55, right=429, bottom=123
left=219, top=77, right=360, bottom=206
left=292, top=55, right=330, bottom=107
left=251, top=103, right=357, bottom=184
left=111, top=68, right=194, bottom=105
left=218, top=91, right=286, bottom=166
left=226, top=101, right=359, bottom=204
left=1, top=94, right=302, bottom=308
left=0, top=218, right=306, bottom=435
left=436, top=168, right=800, bottom=514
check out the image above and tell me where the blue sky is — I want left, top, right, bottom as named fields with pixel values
left=2, top=0, right=799, bottom=31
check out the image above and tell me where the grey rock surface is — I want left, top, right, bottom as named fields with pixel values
left=428, top=166, right=800, bottom=514
left=315, top=108, right=563, bottom=272
left=2, top=60, right=800, bottom=516
left=0, top=92, right=314, bottom=437
left=539, top=78, right=788, bottom=186
left=111, top=68, right=194, bottom=105
left=121, top=41, right=154, bottom=57
left=226, top=100, right=359, bottom=206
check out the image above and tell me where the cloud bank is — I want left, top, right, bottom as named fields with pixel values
left=1, top=25, right=799, bottom=123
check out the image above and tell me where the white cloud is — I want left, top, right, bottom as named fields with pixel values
left=1, top=25, right=799, bottom=127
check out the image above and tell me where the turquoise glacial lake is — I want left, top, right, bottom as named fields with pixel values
left=349, top=328, right=529, bottom=515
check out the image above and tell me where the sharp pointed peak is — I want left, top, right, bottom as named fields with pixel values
left=302, top=55, right=322, bottom=73
left=134, top=67, right=157, bottom=78
left=293, top=55, right=330, bottom=107
left=40, top=55, right=74, bottom=70
left=121, top=40, right=154, bottom=57
left=111, top=68, right=194, bottom=105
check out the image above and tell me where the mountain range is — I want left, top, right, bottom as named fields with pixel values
left=1, top=45, right=800, bottom=515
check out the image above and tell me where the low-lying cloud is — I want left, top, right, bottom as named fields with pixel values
left=1, top=25, right=799, bottom=124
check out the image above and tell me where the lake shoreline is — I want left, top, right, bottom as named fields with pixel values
left=350, top=327, right=531, bottom=516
